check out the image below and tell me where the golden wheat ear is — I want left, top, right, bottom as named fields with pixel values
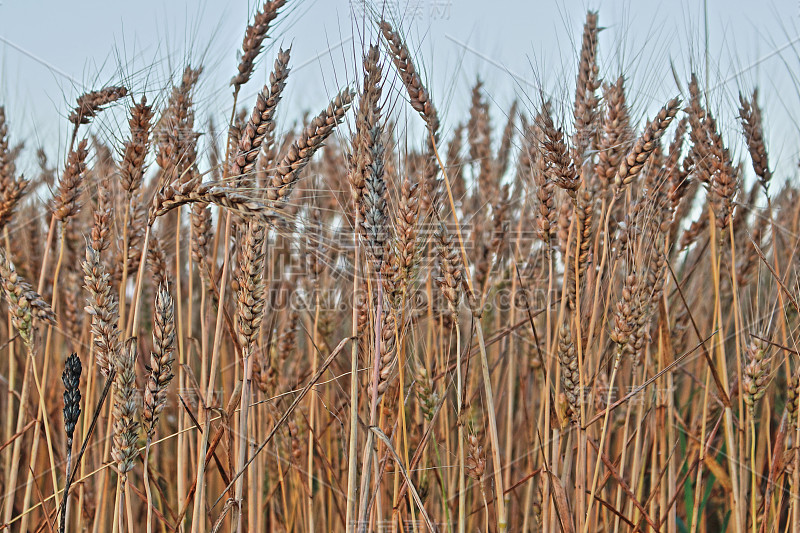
left=739, top=89, right=772, bottom=196
left=68, top=86, right=128, bottom=126
left=142, top=283, right=176, bottom=439
left=0, top=108, right=29, bottom=232
left=231, top=47, right=291, bottom=186
left=232, top=0, right=287, bottom=90
left=267, top=88, right=354, bottom=204
left=119, top=96, right=154, bottom=195
left=111, top=337, right=140, bottom=485
left=0, top=249, right=55, bottom=346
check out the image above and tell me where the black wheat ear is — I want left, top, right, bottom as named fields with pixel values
left=60, top=352, right=82, bottom=533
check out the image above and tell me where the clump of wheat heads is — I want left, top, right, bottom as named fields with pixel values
left=6, top=6, right=800, bottom=533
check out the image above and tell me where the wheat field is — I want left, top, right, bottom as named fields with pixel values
left=0, top=2, right=797, bottom=532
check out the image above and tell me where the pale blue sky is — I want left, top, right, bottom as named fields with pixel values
left=1, top=0, right=799, bottom=181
